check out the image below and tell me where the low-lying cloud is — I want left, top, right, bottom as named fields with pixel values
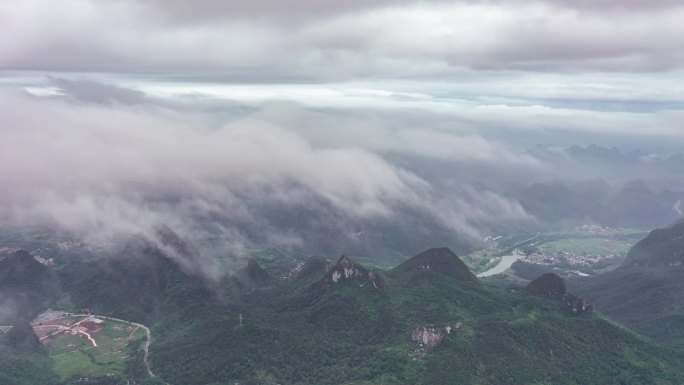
left=2, top=0, right=683, bottom=280
left=0, top=87, right=539, bottom=277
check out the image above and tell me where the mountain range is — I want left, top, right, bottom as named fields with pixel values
left=2, top=242, right=684, bottom=384
left=570, top=217, right=684, bottom=344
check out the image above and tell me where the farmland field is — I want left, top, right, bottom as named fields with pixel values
left=537, top=237, right=633, bottom=256
left=32, top=314, right=146, bottom=380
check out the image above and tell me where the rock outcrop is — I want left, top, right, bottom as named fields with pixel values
left=409, top=323, right=462, bottom=359
left=526, top=273, right=594, bottom=314
left=563, top=293, right=594, bottom=314
left=410, top=323, right=460, bottom=349
left=311, top=255, right=383, bottom=291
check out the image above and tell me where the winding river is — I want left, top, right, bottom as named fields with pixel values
left=477, top=253, right=523, bottom=278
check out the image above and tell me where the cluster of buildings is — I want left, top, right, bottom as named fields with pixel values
left=575, top=224, right=624, bottom=236
left=522, top=251, right=622, bottom=268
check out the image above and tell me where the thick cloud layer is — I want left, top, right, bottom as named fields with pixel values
left=2, top=0, right=683, bottom=277
left=0, top=90, right=415, bottom=225
left=0, top=88, right=539, bottom=275
left=3, top=0, right=684, bottom=77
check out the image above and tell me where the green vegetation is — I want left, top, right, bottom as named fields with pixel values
left=41, top=317, right=147, bottom=381
left=3, top=240, right=684, bottom=384
left=570, top=219, right=684, bottom=346
left=0, top=320, right=58, bottom=385
left=145, top=249, right=684, bottom=384
left=571, top=266, right=684, bottom=346
left=463, top=250, right=502, bottom=274
left=0, top=345, right=57, bottom=385
left=623, top=218, right=684, bottom=267
left=466, top=228, right=646, bottom=277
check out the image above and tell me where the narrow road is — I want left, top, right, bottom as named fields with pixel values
left=67, top=313, right=170, bottom=385
left=511, top=232, right=540, bottom=249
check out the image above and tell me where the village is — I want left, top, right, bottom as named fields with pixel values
left=521, top=250, right=623, bottom=269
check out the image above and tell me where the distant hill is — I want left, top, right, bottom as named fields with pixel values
left=393, top=247, right=477, bottom=282
left=58, top=236, right=216, bottom=325
left=518, top=181, right=608, bottom=224
left=518, top=179, right=682, bottom=229
left=0, top=250, right=59, bottom=324
left=570, top=218, right=684, bottom=342
left=0, top=251, right=58, bottom=385
left=623, top=218, right=684, bottom=267
left=519, top=144, right=684, bottom=229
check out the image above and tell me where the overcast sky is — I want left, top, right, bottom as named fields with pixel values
left=1, top=0, right=683, bottom=267
left=2, top=0, right=683, bottom=149
left=2, top=1, right=683, bottom=104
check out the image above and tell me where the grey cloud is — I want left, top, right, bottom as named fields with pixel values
left=124, top=0, right=413, bottom=23
left=3, top=0, right=684, bottom=79
left=119, top=0, right=684, bottom=22
left=48, top=76, right=149, bottom=105
left=251, top=104, right=540, bottom=165
left=2, top=0, right=683, bottom=280
left=538, top=0, right=684, bottom=10
left=0, top=88, right=542, bottom=274
left=300, top=3, right=684, bottom=73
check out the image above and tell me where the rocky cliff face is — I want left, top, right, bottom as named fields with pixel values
left=526, top=273, right=594, bottom=314
left=311, top=255, right=384, bottom=291
left=410, top=323, right=460, bottom=349
left=409, top=323, right=462, bottom=359
left=563, top=293, right=594, bottom=313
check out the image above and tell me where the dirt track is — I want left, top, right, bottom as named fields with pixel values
left=68, top=313, right=171, bottom=385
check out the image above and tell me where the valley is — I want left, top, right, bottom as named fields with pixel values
left=3, top=1, right=684, bottom=383
left=465, top=226, right=645, bottom=279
